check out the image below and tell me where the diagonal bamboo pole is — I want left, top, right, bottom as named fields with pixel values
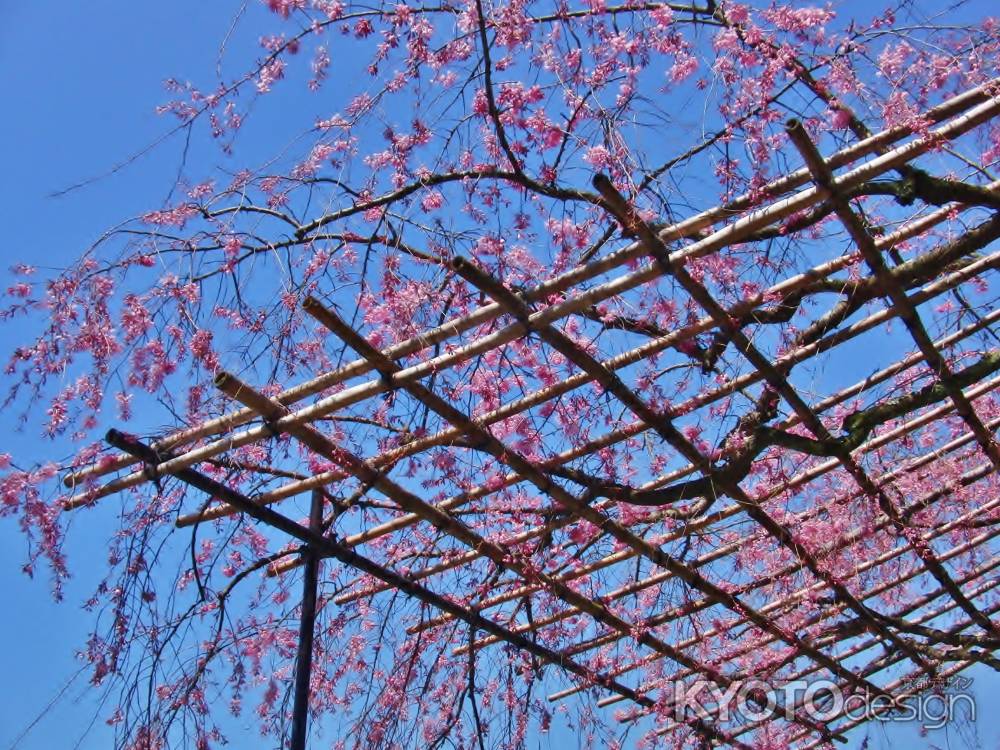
left=785, top=119, right=1000, bottom=636
left=102, top=432, right=672, bottom=719
left=63, top=88, right=1000, bottom=508
left=210, top=373, right=798, bottom=713
left=63, top=78, right=1000, bottom=491
left=450, top=254, right=931, bottom=673
left=301, top=298, right=898, bottom=717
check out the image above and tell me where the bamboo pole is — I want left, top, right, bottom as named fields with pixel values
left=62, top=78, right=1000, bottom=491
left=586, top=483, right=1000, bottom=710
left=102, top=431, right=663, bottom=716
left=63, top=89, right=1000, bottom=507
left=451, top=253, right=930, bottom=672
left=458, top=459, right=997, bottom=659
left=786, top=118, right=1000, bottom=636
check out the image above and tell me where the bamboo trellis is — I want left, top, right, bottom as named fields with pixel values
left=64, top=78, right=1000, bottom=748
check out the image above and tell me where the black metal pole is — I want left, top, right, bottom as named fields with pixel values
left=290, top=489, right=324, bottom=750
left=107, top=432, right=779, bottom=745
left=103, top=430, right=655, bottom=711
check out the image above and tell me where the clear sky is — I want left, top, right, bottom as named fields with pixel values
left=0, top=2, right=998, bottom=749
left=0, top=4, right=255, bottom=747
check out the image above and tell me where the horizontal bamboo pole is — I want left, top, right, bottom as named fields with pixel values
left=211, top=369, right=844, bottom=742
left=102, top=431, right=662, bottom=714
left=586, top=477, right=1000, bottom=709
left=392, top=381, right=1000, bottom=633
left=63, top=91, right=1000, bottom=509
left=63, top=77, right=1000, bottom=490
left=460, top=458, right=997, bottom=660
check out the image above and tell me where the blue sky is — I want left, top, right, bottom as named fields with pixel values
left=0, top=2, right=998, bottom=749
left=0, top=4, right=252, bottom=747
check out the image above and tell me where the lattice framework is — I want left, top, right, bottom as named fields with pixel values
left=64, top=79, right=1000, bottom=748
